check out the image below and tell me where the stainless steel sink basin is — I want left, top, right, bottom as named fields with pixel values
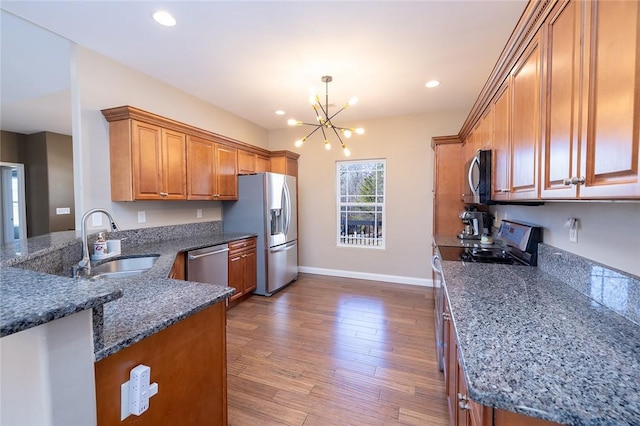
left=90, top=255, right=159, bottom=280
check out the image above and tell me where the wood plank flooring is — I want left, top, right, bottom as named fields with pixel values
left=226, top=273, right=449, bottom=426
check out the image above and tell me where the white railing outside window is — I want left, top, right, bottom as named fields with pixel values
left=336, top=159, right=385, bottom=249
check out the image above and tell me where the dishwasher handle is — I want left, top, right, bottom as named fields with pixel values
left=188, top=247, right=229, bottom=260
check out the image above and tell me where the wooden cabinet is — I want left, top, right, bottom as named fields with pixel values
left=187, top=135, right=238, bottom=200
left=168, top=252, right=185, bottom=280
left=270, top=151, right=299, bottom=177
left=509, top=29, right=542, bottom=200
left=542, top=0, right=640, bottom=199
left=238, top=150, right=270, bottom=175
left=95, top=302, right=227, bottom=425
left=432, top=136, right=464, bottom=236
left=227, top=237, right=257, bottom=307
left=491, top=81, right=511, bottom=201
left=109, top=119, right=187, bottom=201
left=578, top=0, right=640, bottom=198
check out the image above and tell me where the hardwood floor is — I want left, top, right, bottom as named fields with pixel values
left=226, top=273, right=449, bottom=426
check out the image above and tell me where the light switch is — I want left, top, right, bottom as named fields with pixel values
left=138, top=211, right=146, bottom=223
left=56, top=207, right=71, bottom=215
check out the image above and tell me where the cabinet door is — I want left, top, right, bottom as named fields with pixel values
left=541, top=0, right=582, bottom=199
left=457, top=362, right=470, bottom=426
left=445, top=299, right=458, bottom=426
left=162, top=129, right=187, bottom=200
left=243, top=248, right=257, bottom=293
left=228, top=251, right=244, bottom=301
left=580, top=0, right=640, bottom=198
left=187, top=135, right=215, bottom=200
left=492, top=82, right=511, bottom=200
left=510, top=30, right=542, bottom=200
left=256, top=155, right=270, bottom=173
left=238, top=150, right=256, bottom=175
left=214, top=144, right=238, bottom=200
left=434, top=141, right=464, bottom=235
left=132, top=120, right=164, bottom=200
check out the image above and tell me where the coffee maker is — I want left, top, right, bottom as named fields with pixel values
left=458, top=209, right=492, bottom=240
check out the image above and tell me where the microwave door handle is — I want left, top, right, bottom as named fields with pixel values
left=468, top=156, right=480, bottom=195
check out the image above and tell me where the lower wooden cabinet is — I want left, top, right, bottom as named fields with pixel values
left=227, top=237, right=257, bottom=307
left=168, top=252, right=185, bottom=280
left=94, top=302, right=227, bottom=425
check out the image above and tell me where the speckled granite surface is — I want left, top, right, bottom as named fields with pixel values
left=0, top=267, right=122, bottom=337
left=1, top=221, right=254, bottom=362
left=538, top=243, right=640, bottom=326
left=440, top=260, right=640, bottom=425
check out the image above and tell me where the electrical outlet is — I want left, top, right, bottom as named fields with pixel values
left=92, top=212, right=103, bottom=226
left=137, top=211, right=146, bottom=223
left=568, top=218, right=579, bottom=243
left=197, top=208, right=202, bottom=218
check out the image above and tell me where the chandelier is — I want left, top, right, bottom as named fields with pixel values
left=287, top=76, right=364, bottom=156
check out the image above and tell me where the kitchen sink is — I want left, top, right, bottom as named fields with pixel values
left=90, top=255, right=159, bottom=280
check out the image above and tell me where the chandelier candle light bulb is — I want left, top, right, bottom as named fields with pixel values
left=287, top=75, right=364, bottom=156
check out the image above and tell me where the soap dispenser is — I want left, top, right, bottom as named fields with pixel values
left=94, top=232, right=107, bottom=256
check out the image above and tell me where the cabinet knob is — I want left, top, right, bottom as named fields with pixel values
left=159, top=192, right=168, bottom=196
left=457, top=393, right=468, bottom=402
left=458, top=401, right=471, bottom=410
left=563, top=178, right=573, bottom=186
left=443, top=312, right=451, bottom=321
left=500, top=188, right=510, bottom=193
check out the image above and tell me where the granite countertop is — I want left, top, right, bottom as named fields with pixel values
left=440, top=260, right=640, bottom=425
left=0, top=225, right=255, bottom=362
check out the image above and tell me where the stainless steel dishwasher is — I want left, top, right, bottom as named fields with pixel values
left=186, top=244, right=229, bottom=287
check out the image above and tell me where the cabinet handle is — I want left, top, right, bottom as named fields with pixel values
left=500, top=188, right=510, bottom=193
left=159, top=192, right=168, bottom=196
left=571, top=176, right=585, bottom=185
left=458, top=401, right=471, bottom=410
left=443, top=312, right=451, bottom=321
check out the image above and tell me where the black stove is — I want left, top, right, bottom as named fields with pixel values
left=438, top=220, right=542, bottom=266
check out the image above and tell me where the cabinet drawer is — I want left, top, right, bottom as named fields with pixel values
left=229, top=238, right=256, bottom=253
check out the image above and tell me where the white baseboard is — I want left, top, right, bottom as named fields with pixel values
left=298, top=266, right=433, bottom=287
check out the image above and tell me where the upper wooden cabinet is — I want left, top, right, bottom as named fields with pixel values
left=109, top=119, right=187, bottom=201
left=509, top=29, right=542, bottom=201
left=187, top=136, right=238, bottom=200
left=492, top=81, right=511, bottom=201
left=238, top=150, right=270, bottom=175
left=270, top=151, right=299, bottom=177
left=542, top=0, right=640, bottom=199
left=102, top=106, right=295, bottom=201
left=579, top=0, right=640, bottom=198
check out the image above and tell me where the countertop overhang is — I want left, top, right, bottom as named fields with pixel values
left=0, top=227, right=255, bottom=361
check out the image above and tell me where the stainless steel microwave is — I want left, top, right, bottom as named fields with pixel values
left=464, top=149, right=492, bottom=205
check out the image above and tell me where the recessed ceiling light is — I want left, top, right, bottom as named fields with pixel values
left=275, top=110, right=285, bottom=115
left=425, top=80, right=441, bottom=88
left=153, top=11, right=176, bottom=27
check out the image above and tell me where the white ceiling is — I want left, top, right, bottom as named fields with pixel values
left=0, top=1, right=527, bottom=136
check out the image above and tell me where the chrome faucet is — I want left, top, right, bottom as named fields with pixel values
left=77, top=208, right=120, bottom=275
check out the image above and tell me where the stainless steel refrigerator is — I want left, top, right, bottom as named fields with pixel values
left=223, top=172, right=298, bottom=296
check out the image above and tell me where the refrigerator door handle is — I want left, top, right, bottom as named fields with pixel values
left=283, top=181, right=291, bottom=236
left=269, top=241, right=297, bottom=253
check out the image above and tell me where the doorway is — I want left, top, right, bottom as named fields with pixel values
left=0, top=162, right=27, bottom=243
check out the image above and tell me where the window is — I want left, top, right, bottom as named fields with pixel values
left=337, top=159, right=385, bottom=248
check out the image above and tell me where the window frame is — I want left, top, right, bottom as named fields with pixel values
left=335, top=158, right=386, bottom=249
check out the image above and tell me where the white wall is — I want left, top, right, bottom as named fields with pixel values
left=0, top=310, right=96, bottom=426
left=268, top=111, right=467, bottom=285
left=71, top=45, right=268, bottom=231
left=493, top=202, right=640, bottom=277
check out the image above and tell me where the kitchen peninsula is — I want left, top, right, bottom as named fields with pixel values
left=0, top=221, right=250, bottom=425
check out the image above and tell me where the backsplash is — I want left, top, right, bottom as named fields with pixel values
left=538, top=243, right=640, bottom=326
